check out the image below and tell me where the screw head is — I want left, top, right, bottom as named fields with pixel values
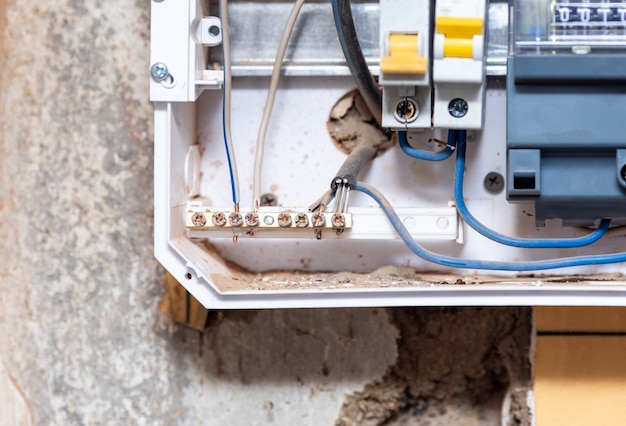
left=311, top=212, right=326, bottom=227
left=191, top=213, right=207, bottom=227
left=484, top=172, right=505, bottom=194
left=228, top=212, right=243, bottom=227
left=394, top=98, right=419, bottom=123
left=260, top=193, right=277, bottom=207
left=295, top=213, right=309, bottom=228
left=150, top=62, right=169, bottom=82
left=263, top=215, right=274, bottom=225
left=331, top=213, right=345, bottom=228
left=448, top=98, right=468, bottom=118
left=211, top=212, right=227, bottom=226
left=245, top=212, right=259, bottom=227
left=277, top=212, right=292, bottom=227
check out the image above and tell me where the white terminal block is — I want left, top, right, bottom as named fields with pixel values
left=433, top=0, right=486, bottom=129
left=379, top=0, right=432, bottom=130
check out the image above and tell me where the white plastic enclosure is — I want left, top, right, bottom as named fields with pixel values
left=151, top=0, right=626, bottom=309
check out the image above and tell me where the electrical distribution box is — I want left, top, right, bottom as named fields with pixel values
left=151, top=0, right=626, bottom=309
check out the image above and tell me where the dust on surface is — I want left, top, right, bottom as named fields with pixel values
left=327, top=89, right=395, bottom=155
left=335, top=307, right=533, bottom=426
left=211, top=262, right=626, bottom=292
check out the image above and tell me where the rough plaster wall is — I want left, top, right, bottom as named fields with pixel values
left=0, top=2, right=398, bottom=424
left=0, top=1, right=531, bottom=425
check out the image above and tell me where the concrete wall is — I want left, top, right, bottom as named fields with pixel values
left=0, top=2, right=531, bottom=425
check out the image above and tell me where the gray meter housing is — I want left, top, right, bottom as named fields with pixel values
left=506, top=55, right=626, bottom=226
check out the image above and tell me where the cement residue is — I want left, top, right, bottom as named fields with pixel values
left=327, top=89, right=395, bottom=156
left=335, top=307, right=533, bottom=426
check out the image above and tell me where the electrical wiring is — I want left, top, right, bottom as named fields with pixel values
left=220, top=0, right=241, bottom=207
left=309, top=189, right=336, bottom=212
left=574, top=225, right=626, bottom=239
left=331, top=133, right=381, bottom=190
left=331, top=0, right=382, bottom=124
left=252, top=0, right=306, bottom=210
left=398, top=130, right=457, bottom=162
left=453, top=130, right=611, bottom=248
left=354, top=181, right=626, bottom=271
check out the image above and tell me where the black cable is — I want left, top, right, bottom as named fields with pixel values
left=330, top=135, right=380, bottom=189
left=331, top=0, right=383, bottom=125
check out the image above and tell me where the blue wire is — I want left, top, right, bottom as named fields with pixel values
left=221, top=98, right=238, bottom=206
left=354, top=181, right=626, bottom=271
left=398, top=130, right=457, bottom=161
left=221, top=36, right=239, bottom=206
left=453, top=129, right=610, bottom=248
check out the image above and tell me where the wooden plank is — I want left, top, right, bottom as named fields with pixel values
left=535, top=335, right=626, bottom=425
left=536, top=306, right=626, bottom=332
left=160, top=272, right=208, bottom=331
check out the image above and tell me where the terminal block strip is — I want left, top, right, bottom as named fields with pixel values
left=186, top=208, right=352, bottom=232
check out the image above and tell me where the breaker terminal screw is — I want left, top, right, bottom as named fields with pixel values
left=191, top=213, right=207, bottom=227
left=448, top=98, right=468, bottom=118
left=295, top=213, right=309, bottom=228
left=150, top=62, right=170, bottom=82
left=311, top=212, right=326, bottom=227
left=331, top=213, right=346, bottom=228
left=277, top=212, right=292, bottom=227
left=394, top=98, right=418, bottom=123
left=229, top=212, right=243, bottom=226
left=211, top=212, right=227, bottom=226
left=245, top=212, right=259, bottom=226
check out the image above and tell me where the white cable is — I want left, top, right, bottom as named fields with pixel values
left=220, top=0, right=241, bottom=207
left=252, top=0, right=306, bottom=210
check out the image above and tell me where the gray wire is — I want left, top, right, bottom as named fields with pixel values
left=253, top=0, right=306, bottom=210
left=331, top=0, right=382, bottom=125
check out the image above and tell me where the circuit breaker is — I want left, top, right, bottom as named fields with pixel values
left=151, top=0, right=626, bottom=309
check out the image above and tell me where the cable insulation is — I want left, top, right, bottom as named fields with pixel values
left=220, top=0, right=241, bottom=206
left=398, top=130, right=457, bottom=162
left=331, top=0, right=382, bottom=124
left=453, top=130, right=610, bottom=248
left=253, top=0, right=306, bottom=209
left=354, top=181, right=625, bottom=271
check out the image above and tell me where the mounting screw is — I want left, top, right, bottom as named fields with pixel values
left=260, top=193, right=278, bottom=207
left=150, top=62, right=170, bottom=82
left=484, top=172, right=504, bottom=194
left=394, top=98, right=419, bottom=123
left=448, top=98, right=468, bottom=118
